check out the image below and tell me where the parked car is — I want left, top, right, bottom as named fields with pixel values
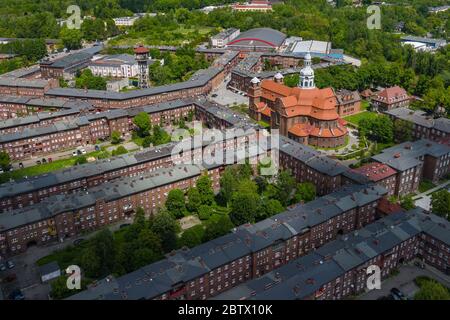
left=0, top=263, right=6, bottom=271
left=6, top=260, right=14, bottom=269
left=42, top=158, right=47, bottom=163
left=95, top=145, right=100, bottom=151
left=211, top=93, right=218, bottom=98
left=119, top=223, right=131, bottom=229
left=73, top=238, right=85, bottom=246
left=80, top=148, right=87, bottom=154
left=8, top=289, right=24, bottom=300
left=0, top=169, right=3, bottom=174
left=48, top=157, right=52, bottom=163
left=36, top=160, right=41, bottom=165
left=414, top=260, right=426, bottom=269
left=18, top=162, right=24, bottom=168
left=390, top=287, right=406, bottom=300
left=72, top=151, right=78, bottom=157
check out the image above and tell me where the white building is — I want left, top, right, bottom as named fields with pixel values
left=210, top=28, right=240, bottom=48
left=88, top=54, right=140, bottom=78
left=113, top=16, right=139, bottom=26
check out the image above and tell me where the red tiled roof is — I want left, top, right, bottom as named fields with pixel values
left=377, top=198, right=403, bottom=216
left=372, top=86, right=409, bottom=104
left=350, top=162, right=397, bottom=182
left=134, top=46, right=149, bottom=54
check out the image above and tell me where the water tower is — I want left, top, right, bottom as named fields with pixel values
left=134, top=45, right=150, bottom=89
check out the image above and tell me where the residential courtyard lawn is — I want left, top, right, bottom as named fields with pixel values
left=344, top=111, right=377, bottom=126
left=0, top=150, right=109, bottom=184
left=418, top=180, right=436, bottom=193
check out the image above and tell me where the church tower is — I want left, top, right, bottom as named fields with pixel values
left=299, top=52, right=315, bottom=89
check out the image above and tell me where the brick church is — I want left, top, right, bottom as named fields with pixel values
left=249, top=53, right=350, bottom=148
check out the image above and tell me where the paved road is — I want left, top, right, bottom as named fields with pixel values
left=209, top=79, right=248, bottom=107
left=358, top=261, right=450, bottom=300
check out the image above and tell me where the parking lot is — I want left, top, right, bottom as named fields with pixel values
left=208, top=78, right=248, bottom=107
left=357, top=261, right=450, bottom=300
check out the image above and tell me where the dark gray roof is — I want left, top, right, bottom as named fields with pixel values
left=372, top=139, right=450, bottom=172
left=278, top=136, right=348, bottom=176
left=46, top=67, right=223, bottom=100
left=214, top=208, right=449, bottom=300
left=67, top=184, right=386, bottom=300
left=0, top=77, right=49, bottom=89
left=41, top=52, right=92, bottom=69
left=0, top=164, right=205, bottom=232
left=385, top=107, right=450, bottom=134
left=227, top=28, right=286, bottom=48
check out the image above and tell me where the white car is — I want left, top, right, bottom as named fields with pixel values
left=72, top=151, right=78, bottom=157
left=80, top=148, right=87, bottom=154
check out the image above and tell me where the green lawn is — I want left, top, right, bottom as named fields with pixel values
left=419, top=180, right=436, bottom=193
left=344, top=111, right=377, bottom=126
left=230, top=104, right=249, bottom=115
left=0, top=150, right=108, bottom=184
left=257, top=120, right=270, bottom=129
left=361, top=100, right=370, bottom=111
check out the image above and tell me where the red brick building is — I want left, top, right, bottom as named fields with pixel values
left=349, top=163, right=397, bottom=196
left=371, top=86, right=410, bottom=111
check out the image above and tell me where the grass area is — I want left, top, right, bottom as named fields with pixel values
left=257, top=120, right=270, bottom=129
left=0, top=150, right=108, bottom=184
left=419, top=180, right=436, bottom=193
left=230, top=104, right=249, bottom=115
left=344, top=111, right=377, bottom=126
left=361, top=100, right=370, bottom=111
left=109, top=26, right=214, bottom=47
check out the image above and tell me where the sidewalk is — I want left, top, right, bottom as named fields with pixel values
left=413, top=180, right=450, bottom=200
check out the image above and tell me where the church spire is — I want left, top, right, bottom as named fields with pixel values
left=299, top=52, right=315, bottom=89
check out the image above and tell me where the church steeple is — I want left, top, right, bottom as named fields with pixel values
left=299, top=52, right=315, bottom=89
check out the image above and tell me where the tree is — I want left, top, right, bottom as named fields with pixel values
left=187, top=187, right=202, bottom=212
left=179, top=225, right=204, bottom=248
left=198, top=205, right=213, bottom=220
left=151, top=125, right=171, bottom=146
left=203, top=215, right=234, bottom=242
left=166, top=189, right=186, bottom=219
left=196, top=175, right=215, bottom=206
left=133, top=112, right=151, bottom=137
left=75, top=69, right=106, bottom=90
left=79, top=245, right=102, bottom=278
left=0, top=151, right=11, bottom=170
left=295, top=182, right=316, bottom=203
left=400, top=195, right=415, bottom=211
left=75, top=156, right=87, bottom=165
left=219, top=167, right=237, bottom=205
left=60, top=27, right=83, bottom=50
left=394, top=119, right=413, bottom=143
left=50, top=275, right=87, bottom=300
left=414, top=279, right=450, bottom=300
left=111, top=130, right=122, bottom=144
left=112, top=146, right=128, bottom=156
left=150, top=209, right=178, bottom=252
left=229, top=191, right=260, bottom=225
left=431, top=190, right=450, bottom=220
left=260, top=199, right=284, bottom=220
left=275, top=170, right=297, bottom=206
left=90, top=229, right=116, bottom=277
